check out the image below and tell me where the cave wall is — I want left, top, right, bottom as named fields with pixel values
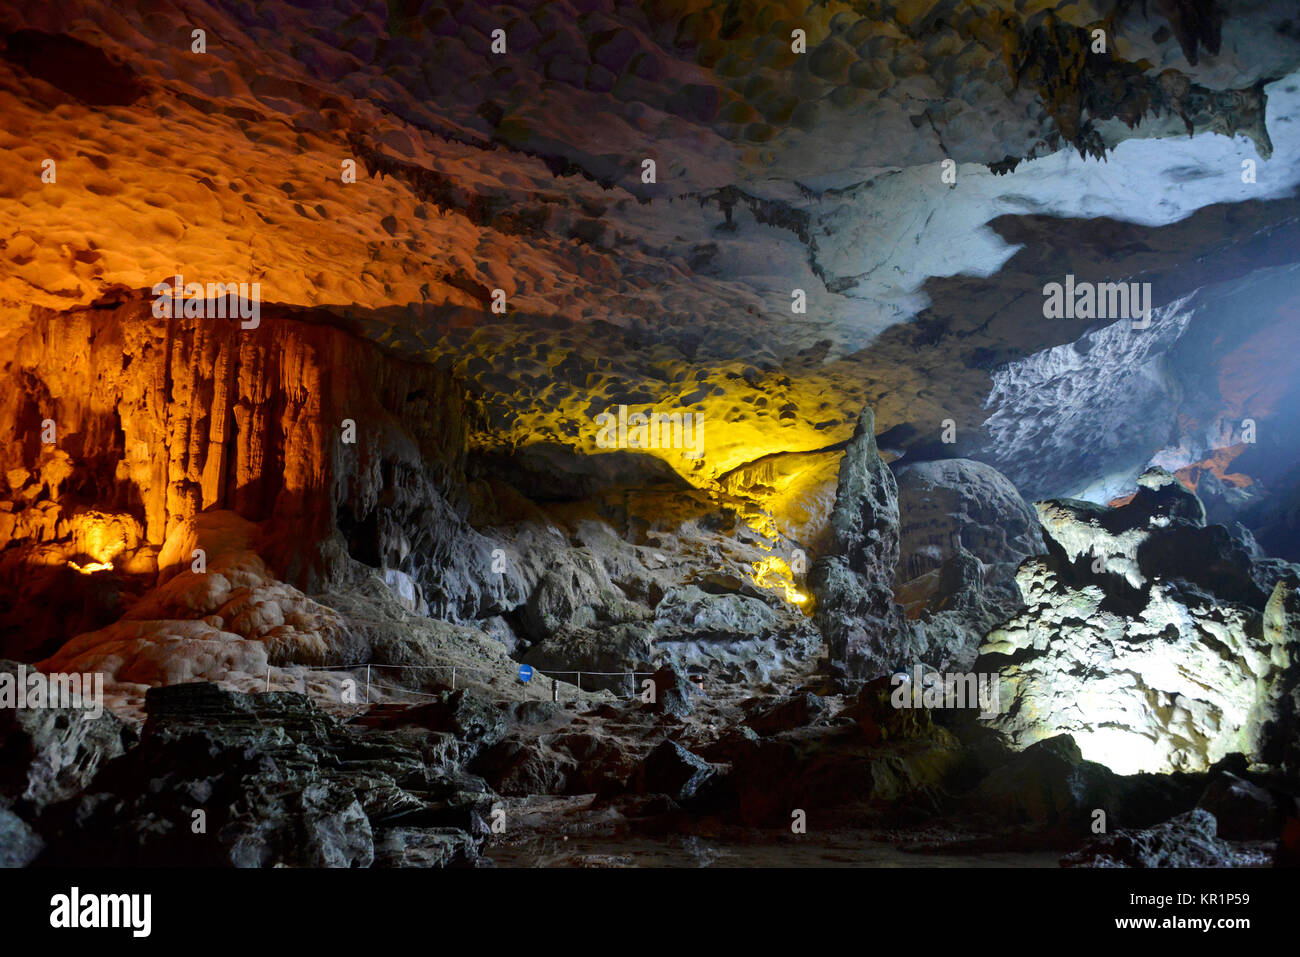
left=0, top=299, right=515, bottom=657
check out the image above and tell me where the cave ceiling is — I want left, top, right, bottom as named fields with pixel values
left=3, top=0, right=1300, bottom=498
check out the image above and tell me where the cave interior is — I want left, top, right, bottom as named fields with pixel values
left=1, top=0, right=1300, bottom=870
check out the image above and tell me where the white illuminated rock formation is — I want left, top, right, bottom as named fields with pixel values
left=981, top=468, right=1299, bottom=774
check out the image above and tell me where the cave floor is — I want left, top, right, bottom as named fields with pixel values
left=483, top=795, right=1062, bottom=868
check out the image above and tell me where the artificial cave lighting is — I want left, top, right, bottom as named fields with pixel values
left=749, top=555, right=808, bottom=606
left=67, top=560, right=114, bottom=575
left=0, top=0, right=1298, bottom=895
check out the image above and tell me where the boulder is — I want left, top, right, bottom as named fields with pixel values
left=372, top=826, right=479, bottom=868
left=853, top=675, right=937, bottom=744
left=638, top=740, right=714, bottom=803
left=744, top=692, right=829, bottom=736
left=0, top=800, right=43, bottom=867
left=1061, top=809, right=1237, bottom=868
left=644, top=663, right=701, bottom=719
left=472, top=738, right=577, bottom=796
left=225, top=780, right=374, bottom=869
left=1196, top=771, right=1282, bottom=840
left=372, top=689, right=507, bottom=756
left=894, top=458, right=1043, bottom=584
left=969, top=735, right=1123, bottom=829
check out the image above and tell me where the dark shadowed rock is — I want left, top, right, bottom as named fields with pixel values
left=639, top=740, right=714, bottom=802
left=1196, top=771, right=1282, bottom=840
left=35, top=683, right=485, bottom=867
left=895, top=547, right=1027, bottom=671
left=1279, top=813, right=1300, bottom=867
left=368, top=689, right=507, bottom=755
left=472, top=738, right=576, bottom=796
left=645, top=663, right=701, bottom=719
left=1062, top=809, right=1237, bottom=868
left=744, top=692, right=828, bottom=736
left=502, top=700, right=565, bottom=725
left=372, top=826, right=480, bottom=868
left=225, top=780, right=374, bottom=868
left=0, top=660, right=131, bottom=813
left=970, top=735, right=1122, bottom=829
left=0, top=800, right=43, bottom=867
left=853, top=675, right=936, bottom=743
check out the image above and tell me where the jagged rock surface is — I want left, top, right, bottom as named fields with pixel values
left=1061, top=808, right=1240, bottom=867
left=0, top=300, right=522, bottom=656
left=980, top=468, right=1300, bottom=774
left=4, top=0, right=1298, bottom=515
left=1196, top=770, right=1283, bottom=840
left=810, top=407, right=908, bottom=684
left=35, top=683, right=493, bottom=867
left=0, top=660, right=132, bottom=814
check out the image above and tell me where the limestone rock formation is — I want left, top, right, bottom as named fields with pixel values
left=0, top=802, right=43, bottom=868
left=3, top=0, right=1297, bottom=527
left=893, top=458, right=1044, bottom=669
left=894, top=458, right=1044, bottom=585
left=649, top=585, right=822, bottom=686
left=1260, top=575, right=1300, bottom=777
left=0, top=300, right=522, bottom=661
left=969, top=735, right=1123, bottom=830
left=492, top=483, right=823, bottom=692
left=809, top=407, right=908, bottom=685
left=0, top=660, right=131, bottom=813
left=35, top=683, right=492, bottom=867
left=643, top=663, right=702, bottom=719
left=638, top=739, right=715, bottom=804
left=980, top=468, right=1300, bottom=774
left=1061, top=808, right=1239, bottom=868
left=896, top=551, right=1018, bottom=672
left=1, top=0, right=1299, bottom=873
